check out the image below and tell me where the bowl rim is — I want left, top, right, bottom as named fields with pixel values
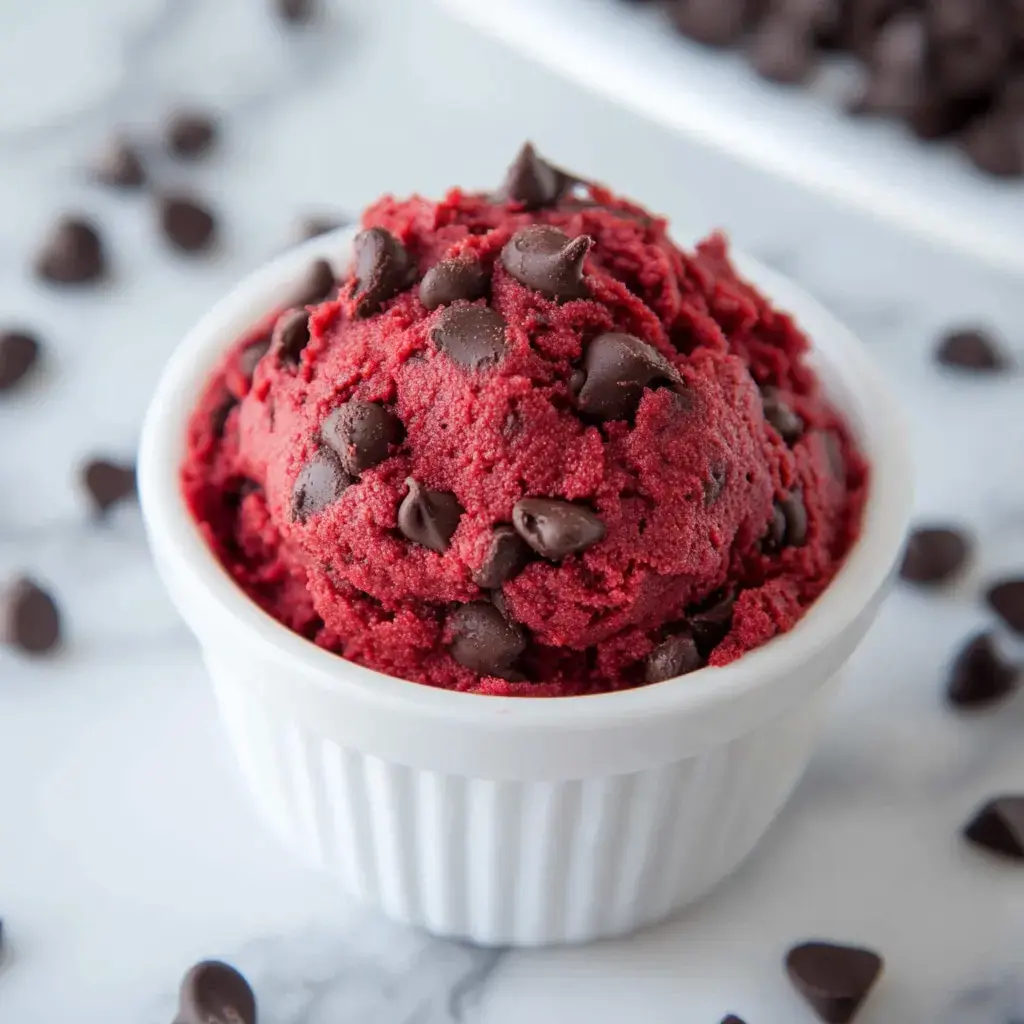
left=138, top=224, right=913, bottom=733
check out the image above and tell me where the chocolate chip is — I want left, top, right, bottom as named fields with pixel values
left=927, top=4, right=1010, bottom=99
left=986, top=577, right=1024, bottom=635
left=92, top=138, right=146, bottom=189
left=177, top=960, right=256, bottom=1024
left=935, top=328, right=1008, bottom=372
left=512, top=497, right=606, bottom=559
left=574, top=332, right=682, bottom=420
left=351, top=227, right=412, bottom=317
left=1, top=577, right=61, bottom=655
left=749, top=17, right=816, bottom=84
left=761, top=387, right=804, bottom=442
left=271, top=308, right=310, bottom=367
left=963, top=796, right=1024, bottom=862
left=419, top=257, right=488, bottom=310
left=688, top=590, right=735, bottom=655
left=238, top=338, right=271, bottom=380
left=498, top=142, right=576, bottom=209
left=291, top=450, right=351, bottom=522
left=645, top=632, right=704, bottom=684
left=298, top=214, right=348, bottom=240
left=766, top=492, right=807, bottom=550
left=500, top=226, right=591, bottom=301
left=276, top=0, right=316, bottom=24
left=473, top=525, right=531, bottom=588
left=961, top=111, right=1024, bottom=178
left=947, top=632, right=1018, bottom=709
left=159, top=194, right=217, bottom=253
left=785, top=941, right=884, bottom=1024
left=721, top=1017, right=747, bottom=1024
left=0, top=330, right=40, bottom=392
left=398, top=479, right=463, bottom=553
left=899, top=527, right=970, bottom=586
left=666, top=0, right=749, bottom=47
left=431, top=306, right=507, bottom=369
left=293, top=258, right=336, bottom=307
left=35, top=216, right=107, bottom=285
left=448, top=601, right=528, bottom=678
left=321, top=401, right=402, bottom=475
left=81, top=458, right=136, bottom=515
left=166, top=110, right=218, bottom=159
left=849, top=13, right=925, bottom=117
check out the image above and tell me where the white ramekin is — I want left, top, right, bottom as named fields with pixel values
left=139, top=227, right=912, bottom=947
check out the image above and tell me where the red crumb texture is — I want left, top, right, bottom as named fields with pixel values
left=181, top=181, right=867, bottom=696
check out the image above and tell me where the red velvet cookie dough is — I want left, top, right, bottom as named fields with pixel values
left=181, top=145, right=867, bottom=696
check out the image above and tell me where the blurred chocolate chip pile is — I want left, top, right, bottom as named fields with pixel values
left=628, top=0, right=1024, bottom=178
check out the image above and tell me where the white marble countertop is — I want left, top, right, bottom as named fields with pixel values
left=1, top=1, right=1023, bottom=1021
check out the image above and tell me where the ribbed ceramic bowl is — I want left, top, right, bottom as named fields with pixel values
left=139, top=226, right=912, bottom=947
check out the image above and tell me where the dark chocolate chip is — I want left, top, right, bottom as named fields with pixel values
left=645, top=631, right=704, bottom=684
left=35, top=216, right=107, bottom=285
left=298, top=214, right=347, bottom=240
left=947, top=632, right=1018, bottom=709
left=352, top=227, right=412, bottom=317
left=166, top=111, right=218, bottom=159
left=1, top=577, right=61, bottom=655
left=293, top=258, right=336, bottom=307
left=473, top=524, right=531, bottom=588
left=321, top=401, right=402, bottom=475
left=238, top=338, right=271, bottom=380
left=419, top=257, right=488, bottom=310
left=574, top=332, right=682, bottom=421
left=927, top=4, right=1010, bottom=99
left=448, top=601, right=528, bottom=678
left=81, top=458, right=136, bottom=515
left=987, top=578, right=1024, bottom=635
left=431, top=305, right=507, bottom=369
left=766, top=492, right=808, bottom=551
left=961, top=112, right=1024, bottom=179
left=176, top=960, right=256, bottom=1024
left=785, top=941, right=884, bottom=1024
left=271, top=308, right=310, bottom=366
left=291, top=450, right=351, bottom=522
left=666, top=0, right=749, bottom=47
left=500, top=226, right=591, bottom=301
left=512, top=497, right=606, bottom=559
left=848, top=13, right=925, bottom=117
left=159, top=194, right=217, bottom=253
left=498, top=142, right=576, bottom=209
left=398, top=479, right=463, bottom=553
left=963, top=796, right=1024, bottom=862
left=688, top=590, right=735, bottom=655
left=0, top=330, right=40, bottom=392
left=276, top=0, right=316, bottom=24
left=721, top=1017, right=747, bottom=1024
left=899, top=527, right=970, bottom=586
left=935, top=328, right=1008, bottom=372
left=761, top=387, right=804, bottom=443
left=92, top=138, right=146, bottom=189
left=749, top=17, right=816, bottom=84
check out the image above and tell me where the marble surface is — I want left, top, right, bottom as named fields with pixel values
left=1, top=1, right=1023, bottom=1021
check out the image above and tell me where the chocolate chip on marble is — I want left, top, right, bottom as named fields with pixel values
left=177, top=960, right=257, bottom=1024
left=158, top=193, right=217, bottom=253
left=498, top=142, right=576, bottom=209
left=92, top=138, right=146, bottom=189
left=947, top=632, right=1018, bottom=709
left=645, top=631, right=704, bottom=684
left=448, top=601, right=528, bottom=677
left=963, top=796, right=1024, bottom=862
left=35, top=216, right=107, bottom=285
left=291, top=450, right=351, bottom=522
left=431, top=305, right=507, bottom=369
left=352, top=227, right=412, bottom=317
left=935, top=327, right=1008, bottom=373
left=321, top=400, right=402, bottom=475
left=500, top=226, right=591, bottom=301
left=1, top=577, right=61, bottom=655
left=899, top=526, right=971, bottom=585
left=293, top=258, right=336, bottom=307
left=473, top=524, right=531, bottom=588
left=512, top=497, right=606, bottom=560
left=749, top=16, right=816, bottom=84
left=81, top=458, right=136, bottom=515
left=276, top=0, right=317, bottom=24
left=271, top=308, right=311, bottom=367
left=666, top=0, right=749, bottom=47
left=785, top=941, right=884, bottom=1024
left=0, top=330, right=40, bottom=392
left=574, top=332, right=682, bottom=421
left=986, top=577, right=1024, bottom=635
left=238, top=337, right=271, bottom=380
left=398, top=479, right=463, bottom=553
left=419, top=257, right=488, bottom=310
left=761, top=387, right=804, bottom=443
left=165, top=110, right=218, bottom=159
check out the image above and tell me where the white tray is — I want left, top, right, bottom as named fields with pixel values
left=438, top=0, right=1024, bottom=277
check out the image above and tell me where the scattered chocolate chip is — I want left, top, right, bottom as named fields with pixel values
left=449, top=601, right=528, bottom=678
left=351, top=227, right=412, bottom=317
left=35, top=216, right=107, bottom=285
left=473, top=525, right=531, bottom=588
left=92, top=138, right=146, bottom=189
left=276, top=0, right=316, bottom=24
left=749, top=16, right=816, bottom=84
left=431, top=305, right=507, bottom=369
left=666, top=0, right=749, bottom=47
left=785, top=941, right=884, bottom=1024
left=166, top=110, right=218, bottom=159
left=419, top=257, right=488, bottom=310
left=1, top=577, right=61, bottom=655
left=81, top=458, right=136, bottom=515
left=947, top=632, right=1018, bottom=709
left=0, top=330, right=40, bottom=392
left=899, top=527, right=970, bottom=586
left=176, top=960, right=256, bottom=1024
left=500, top=226, right=592, bottom=301
left=574, top=332, right=682, bottom=420
left=688, top=590, right=736, bottom=655
left=963, top=796, right=1024, bottom=862
left=761, top=386, right=804, bottom=442
left=158, top=194, right=217, bottom=253
left=935, top=328, right=1008, bottom=373
left=298, top=214, right=347, bottom=240
left=986, top=578, right=1024, bottom=635
left=848, top=13, right=925, bottom=117
left=291, top=450, right=351, bottom=522
left=321, top=401, right=402, bottom=475
left=238, top=337, right=271, bottom=380
left=645, top=631, right=704, bottom=683
left=766, top=492, right=808, bottom=550
left=498, top=142, right=576, bottom=209
left=512, top=497, right=606, bottom=559
left=293, top=258, right=336, bottom=306
left=398, top=479, right=463, bottom=553
left=271, top=308, right=310, bottom=366
left=721, top=1017, right=747, bottom=1024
